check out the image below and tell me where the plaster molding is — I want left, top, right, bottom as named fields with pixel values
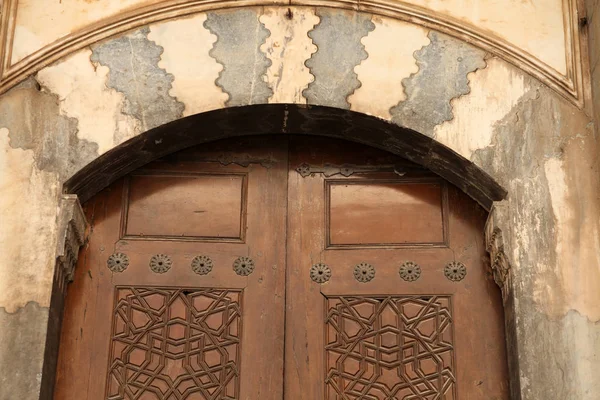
left=0, top=0, right=586, bottom=107
left=485, top=201, right=512, bottom=300
left=54, top=194, right=87, bottom=295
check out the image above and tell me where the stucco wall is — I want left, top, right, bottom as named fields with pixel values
left=0, top=5, right=599, bottom=400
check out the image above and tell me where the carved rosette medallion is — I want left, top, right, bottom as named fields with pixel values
left=191, top=255, right=213, bottom=275
left=233, top=256, right=255, bottom=276
left=353, top=262, right=375, bottom=283
left=150, top=254, right=172, bottom=274
left=107, top=253, right=129, bottom=273
left=310, top=263, right=332, bottom=283
left=444, top=261, right=467, bottom=282
left=399, top=261, right=421, bottom=281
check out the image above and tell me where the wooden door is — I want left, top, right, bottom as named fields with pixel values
left=55, top=138, right=289, bottom=400
left=285, top=137, right=509, bottom=399
left=55, top=136, right=508, bottom=400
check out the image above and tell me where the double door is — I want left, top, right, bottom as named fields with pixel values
left=55, top=136, right=508, bottom=399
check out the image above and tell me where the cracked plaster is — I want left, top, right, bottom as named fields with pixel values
left=37, top=50, right=140, bottom=155
left=91, top=27, right=185, bottom=132
left=205, top=9, right=273, bottom=106
left=390, top=31, right=487, bottom=137
left=260, top=7, right=319, bottom=104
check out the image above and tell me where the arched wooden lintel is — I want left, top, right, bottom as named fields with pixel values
left=65, top=104, right=506, bottom=210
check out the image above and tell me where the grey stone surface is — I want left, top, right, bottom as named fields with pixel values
left=0, top=302, right=49, bottom=400
left=303, top=9, right=374, bottom=109
left=0, top=78, right=99, bottom=178
left=390, top=31, right=487, bottom=137
left=205, top=9, right=272, bottom=106
left=91, top=28, right=184, bottom=131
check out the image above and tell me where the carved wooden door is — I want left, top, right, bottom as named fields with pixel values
left=55, top=136, right=508, bottom=399
left=284, top=138, right=509, bottom=399
left=55, top=138, right=289, bottom=400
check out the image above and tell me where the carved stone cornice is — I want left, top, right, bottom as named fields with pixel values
left=0, top=0, right=585, bottom=107
left=54, top=194, right=87, bottom=294
left=485, top=201, right=511, bottom=300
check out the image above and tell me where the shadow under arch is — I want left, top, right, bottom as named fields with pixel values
left=65, top=104, right=506, bottom=209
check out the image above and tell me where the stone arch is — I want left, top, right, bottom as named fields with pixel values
left=65, top=104, right=506, bottom=210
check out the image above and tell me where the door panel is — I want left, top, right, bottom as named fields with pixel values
left=56, top=136, right=508, bottom=400
left=285, top=137, right=508, bottom=399
left=55, top=138, right=288, bottom=400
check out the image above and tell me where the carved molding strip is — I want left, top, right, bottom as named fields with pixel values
left=54, top=194, right=88, bottom=294
left=485, top=201, right=511, bottom=300
left=0, top=0, right=584, bottom=107
left=296, top=163, right=407, bottom=177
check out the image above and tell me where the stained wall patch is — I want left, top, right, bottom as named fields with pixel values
left=303, top=9, right=375, bottom=109
left=91, top=28, right=185, bottom=132
left=260, top=7, right=319, bottom=104
left=390, top=31, right=487, bottom=137
left=205, top=9, right=273, bottom=106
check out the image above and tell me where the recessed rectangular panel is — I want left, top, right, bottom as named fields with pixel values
left=106, top=287, right=243, bottom=399
left=324, top=295, right=456, bottom=399
left=328, top=181, right=445, bottom=247
left=124, top=173, right=246, bottom=241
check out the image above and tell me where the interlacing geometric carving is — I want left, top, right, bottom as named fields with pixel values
left=444, top=261, right=467, bottom=282
left=107, top=253, right=130, bottom=273
left=399, top=261, right=421, bottom=282
left=310, top=263, right=332, bottom=283
left=325, top=295, right=456, bottom=399
left=150, top=254, right=172, bottom=274
left=353, top=262, right=375, bottom=283
left=191, top=255, right=213, bottom=275
left=106, top=287, right=243, bottom=400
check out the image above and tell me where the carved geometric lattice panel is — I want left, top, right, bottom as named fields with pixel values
left=106, top=287, right=243, bottom=400
left=325, top=295, right=456, bottom=400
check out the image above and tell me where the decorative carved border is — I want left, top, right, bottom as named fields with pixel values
left=485, top=201, right=511, bottom=300
left=54, top=194, right=88, bottom=295
left=0, top=0, right=586, bottom=106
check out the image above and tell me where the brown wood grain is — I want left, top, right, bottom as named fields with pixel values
left=56, top=136, right=508, bottom=399
left=285, top=136, right=509, bottom=399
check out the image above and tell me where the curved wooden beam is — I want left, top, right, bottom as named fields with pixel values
left=65, top=104, right=507, bottom=209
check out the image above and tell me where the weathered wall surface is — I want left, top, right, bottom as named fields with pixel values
left=589, top=0, right=600, bottom=128
left=0, top=6, right=599, bottom=400
left=4, top=0, right=570, bottom=72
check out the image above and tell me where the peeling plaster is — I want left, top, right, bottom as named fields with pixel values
left=148, top=14, right=229, bottom=117
left=37, top=50, right=140, bottom=154
left=0, top=9, right=598, bottom=400
left=349, top=17, right=430, bottom=120
left=0, top=77, right=99, bottom=178
left=205, top=9, right=273, bottom=106
left=390, top=31, right=486, bottom=137
left=0, top=302, right=49, bottom=400
left=260, top=7, right=319, bottom=104
left=91, top=28, right=185, bottom=131
left=546, top=152, right=600, bottom=321
left=303, top=9, right=374, bottom=109
left=471, top=73, right=600, bottom=398
left=0, top=129, right=59, bottom=312
left=434, top=57, right=529, bottom=159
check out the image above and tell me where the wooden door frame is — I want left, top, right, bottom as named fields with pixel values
left=47, top=104, right=519, bottom=399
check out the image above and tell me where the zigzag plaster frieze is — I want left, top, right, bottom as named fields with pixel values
left=0, top=0, right=585, bottom=107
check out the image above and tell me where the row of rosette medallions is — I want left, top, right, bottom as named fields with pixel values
left=106, top=253, right=468, bottom=283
